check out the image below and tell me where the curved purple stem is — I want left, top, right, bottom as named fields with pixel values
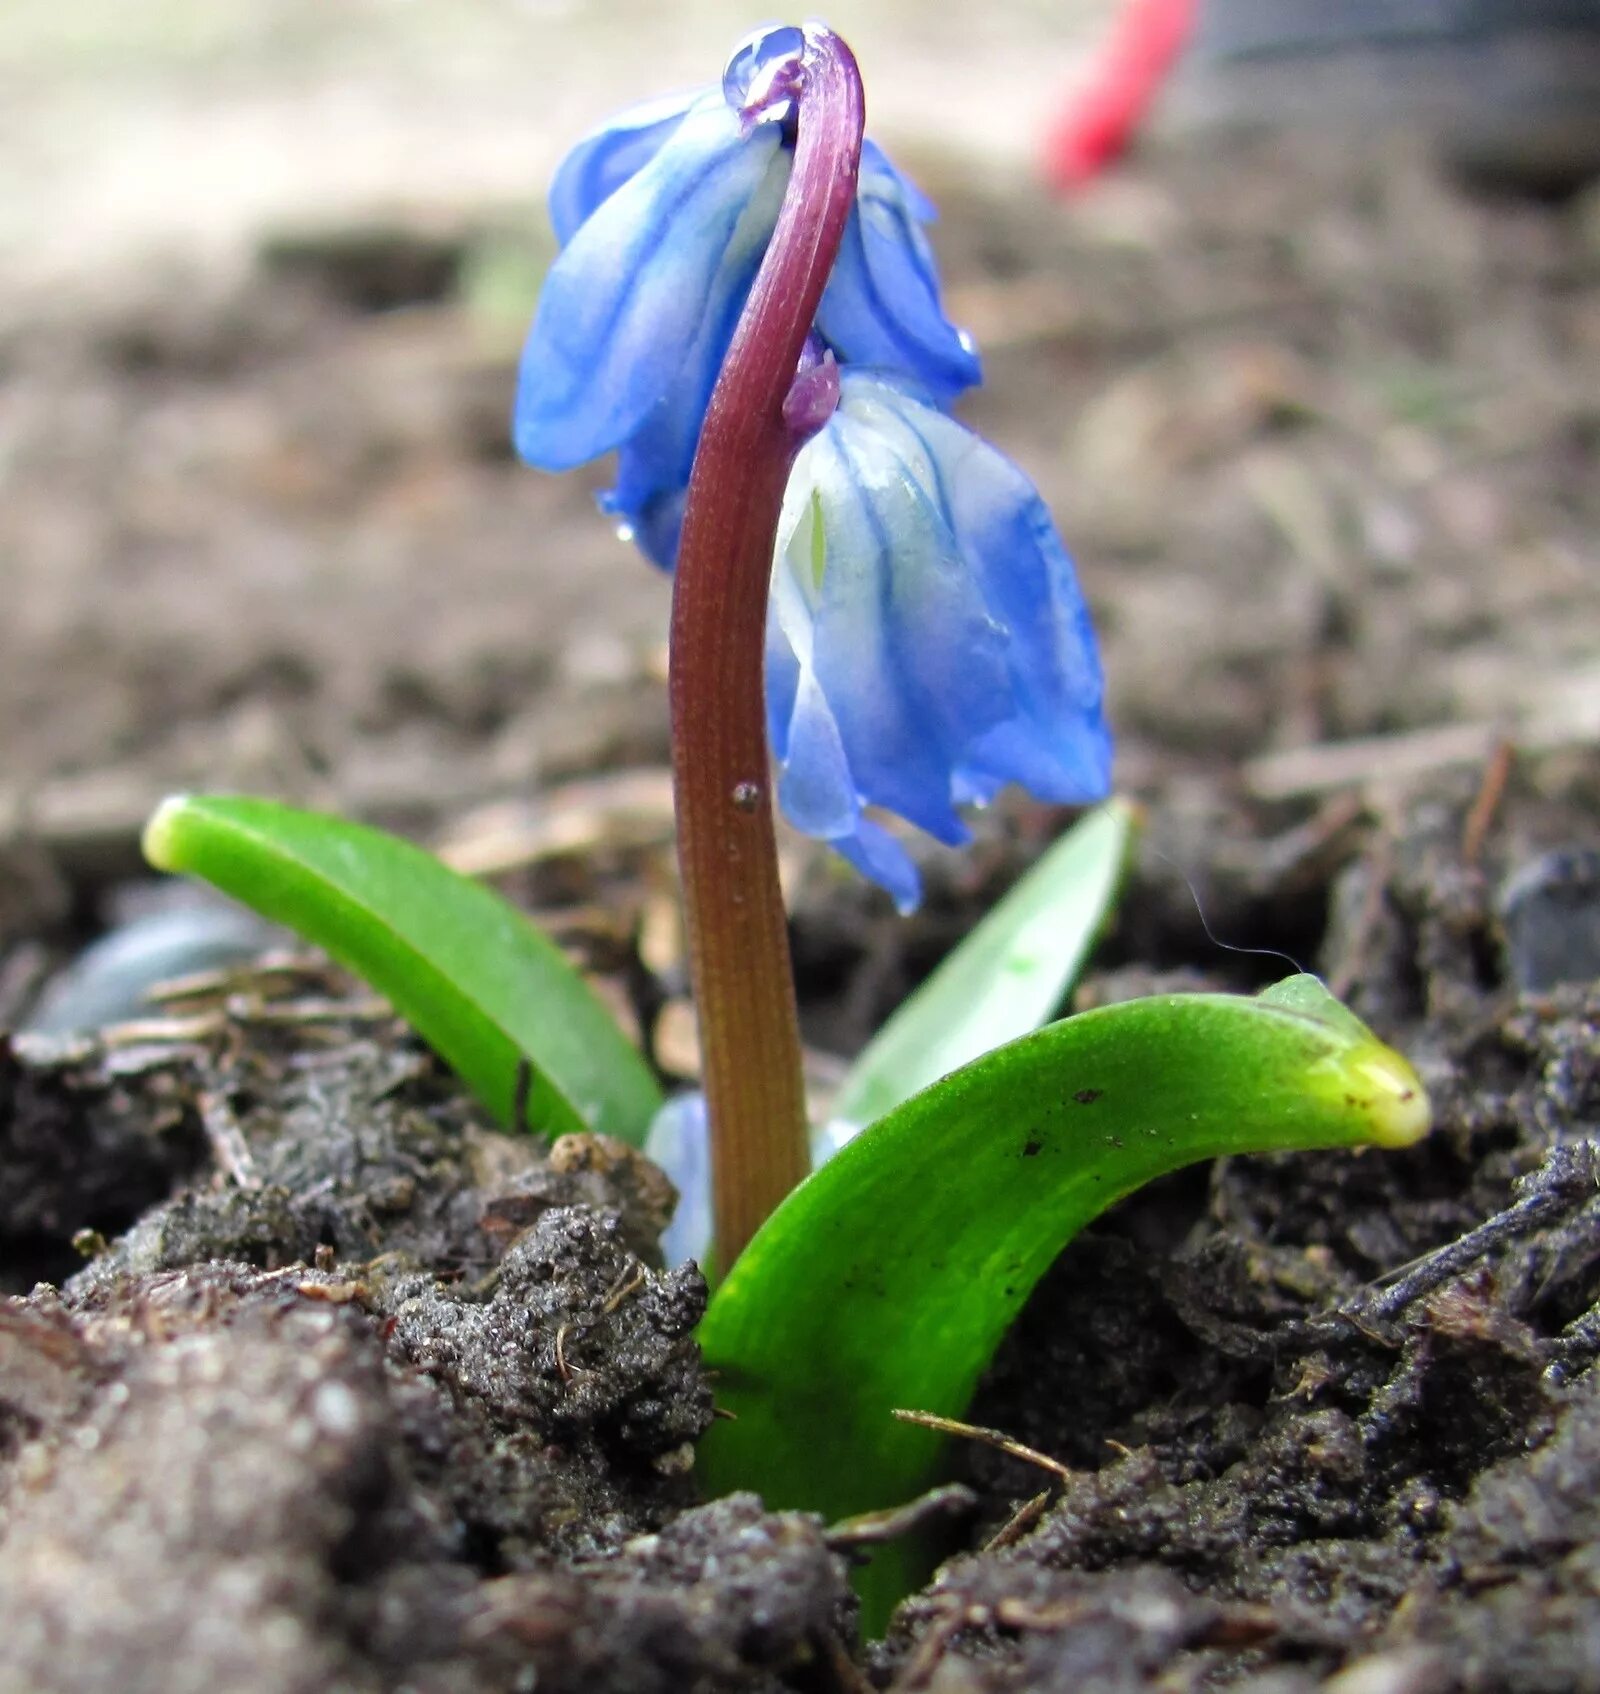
left=669, top=27, right=865, bottom=1269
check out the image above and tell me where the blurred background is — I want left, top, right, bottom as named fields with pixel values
left=1, top=0, right=1597, bottom=1008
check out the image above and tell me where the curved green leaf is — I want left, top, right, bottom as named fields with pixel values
left=696, top=975, right=1429, bottom=1631
left=143, top=794, right=662, bottom=1143
left=831, top=800, right=1138, bottom=1132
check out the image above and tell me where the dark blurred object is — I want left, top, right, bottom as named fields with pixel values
left=1047, top=0, right=1600, bottom=196
left=258, top=226, right=465, bottom=315
left=1498, top=849, right=1600, bottom=994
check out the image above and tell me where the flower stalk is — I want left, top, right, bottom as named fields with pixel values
left=669, top=27, right=865, bottom=1269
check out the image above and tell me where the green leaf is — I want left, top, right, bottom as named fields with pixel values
left=143, top=794, right=662, bottom=1143
left=696, top=975, right=1429, bottom=1633
left=831, top=800, right=1137, bottom=1132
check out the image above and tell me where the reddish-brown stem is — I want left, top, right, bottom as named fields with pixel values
left=668, top=28, right=864, bottom=1270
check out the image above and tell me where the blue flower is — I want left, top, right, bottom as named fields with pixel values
left=766, top=371, right=1111, bottom=911
left=513, top=28, right=980, bottom=568
left=646, top=1087, right=862, bottom=1269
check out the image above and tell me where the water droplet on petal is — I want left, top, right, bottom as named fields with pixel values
left=613, top=521, right=636, bottom=544
left=723, top=23, right=807, bottom=122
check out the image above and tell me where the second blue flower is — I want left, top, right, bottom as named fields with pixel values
left=767, top=371, right=1112, bottom=912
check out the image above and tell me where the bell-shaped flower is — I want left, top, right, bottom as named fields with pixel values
left=767, top=370, right=1111, bottom=911
left=513, top=26, right=980, bottom=568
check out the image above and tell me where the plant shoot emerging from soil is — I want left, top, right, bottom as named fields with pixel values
left=143, top=20, right=1434, bottom=1623
left=513, top=21, right=1111, bottom=1262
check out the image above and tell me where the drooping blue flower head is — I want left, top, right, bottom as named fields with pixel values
left=514, top=26, right=980, bottom=568
left=515, top=25, right=1111, bottom=910
left=766, top=369, right=1111, bottom=911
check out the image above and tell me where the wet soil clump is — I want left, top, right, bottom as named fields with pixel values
left=0, top=1010, right=857, bottom=1693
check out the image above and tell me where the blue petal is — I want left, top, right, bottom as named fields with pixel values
left=763, top=374, right=1111, bottom=906
left=768, top=465, right=935, bottom=906
left=791, top=417, right=1013, bottom=845
left=863, top=138, right=937, bottom=223
left=768, top=488, right=859, bottom=834
left=595, top=151, right=784, bottom=568
left=776, top=668, right=860, bottom=839
left=765, top=416, right=1009, bottom=867
left=643, top=1092, right=712, bottom=1269
left=957, top=504, right=1112, bottom=802
left=833, top=816, right=922, bottom=915
left=600, top=453, right=685, bottom=568
left=814, top=143, right=981, bottom=403
left=514, top=94, right=784, bottom=473
left=839, top=374, right=1111, bottom=802
left=764, top=599, right=801, bottom=765
left=547, top=91, right=699, bottom=247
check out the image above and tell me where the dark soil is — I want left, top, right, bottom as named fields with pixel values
left=2, top=131, right=1598, bottom=1692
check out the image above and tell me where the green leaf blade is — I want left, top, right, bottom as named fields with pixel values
left=831, top=800, right=1137, bottom=1130
left=696, top=976, right=1429, bottom=1629
left=143, top=794, right=662, bottom=1143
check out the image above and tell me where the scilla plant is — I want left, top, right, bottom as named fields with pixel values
left=145, top=23, right=1430, bottom=1630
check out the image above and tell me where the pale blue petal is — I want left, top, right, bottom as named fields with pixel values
left=807, top=416, right=1009, bottom=844
left=954, top=495, right=1112, bottom=801
left=547, top=91, right=700, bottom=246
left=862, top=138, right=936, bottom=222
left=768, top=482, right=925, bottom=896
left=643, top=1092, right=711, bottom=1269
left=777, top=667, right=859, bottom=839
left=815, top=146, right=981, bottom=403
left=833, top=816, right=922, bottom=914
left=764, top=605, right=801, bottom=764
left=514, top=95, right=783, bottom=472
left=905, top=406, right=1111, bottom=799
left=838, top=374, right=1111, bottom=801
left=594, top=150, right=785, bottom=568
left=962, top=709, right=1112, bottom=800
left=768, top=490, right=856, bottom=833
left=800, top=429, right=961, bottom=842
left=762, top=374, right=1111, bottom=905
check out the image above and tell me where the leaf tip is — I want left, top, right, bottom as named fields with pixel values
left=1341, top=1042, right=1432, bottom=1148
left=1107, top=793, right=1145, bottom=831
left=141, top=794, right=193, bottom=874
left=1257, top=975, right=1431, bottom=1148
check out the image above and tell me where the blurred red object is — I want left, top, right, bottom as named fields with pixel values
left=1043, top=0, right=1195, bottom=190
